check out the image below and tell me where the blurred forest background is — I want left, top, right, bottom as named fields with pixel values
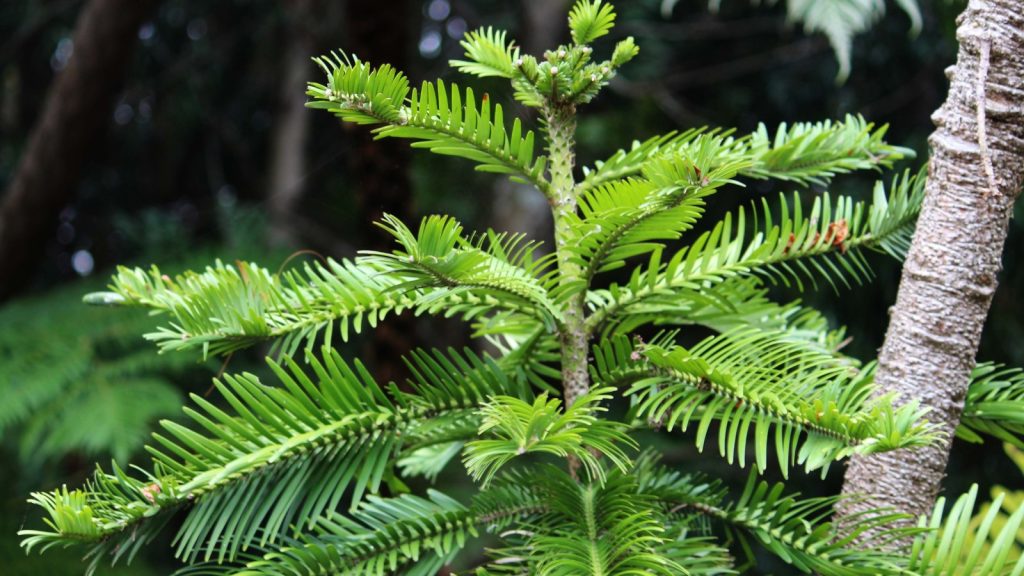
left=1, top=0, right=1021, bottom=574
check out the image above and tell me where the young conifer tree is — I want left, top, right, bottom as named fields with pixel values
left=20, top=2, right=1024, bottom=574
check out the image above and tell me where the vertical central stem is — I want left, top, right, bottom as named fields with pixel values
left=545, top=103, right=589, bottom=408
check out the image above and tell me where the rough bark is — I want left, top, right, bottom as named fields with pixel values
left=837, top=0, right=1024, bottom=540
left=266, top=0, right=314, bottom=247
left=545, top=103, right=588, bottom=409
left=0, top=0, right=157, bottom=299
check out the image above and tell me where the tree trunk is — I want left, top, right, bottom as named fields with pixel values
left=837, top=0, right=1024, bottom=542
left=266, top=0, right=314, bottom=247
left=0, top=0, right=157, bottom=299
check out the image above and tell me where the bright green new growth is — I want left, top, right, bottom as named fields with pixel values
left=19, top=1, right=1024, bottom=574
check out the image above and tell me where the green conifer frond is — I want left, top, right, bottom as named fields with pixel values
left=586, top=169, right=925, bottom=335
left=579, top=127, right=738, bottom=193
left=579, top=115, right=911, bottom=193
left=474, top=324, right=563, bottom=394
left=232, top=491, right=477, bottom=576
left=99, top=217, right=561, bottom=359
left=638, top=464, right=913, bottom=575
left=523, top=466, right=686, bottom=576
left=308, top=53, right=548, bottom=190
left=20, top=470, right=173, bottom=575
left=20, top=346, right=517, bottom=566
left=179, top=478, right=551, bottom=575
left=364, top=214, right=562, bottom=330
left=568, top=135, right=749, bottom=282
left=463, top=387, right=634, bottom=486
left=592, top=329, right=936, bottom=476
left=569, top=0, right=617, bottom=45
left=958, top=363, right=1024, bottom=449
left=653, top=278, right=854, bottom=360
left=655, top=534, right=737, bottom=575
left=741, top=115, right=914, bottom=185
left=908, top=484, right=1024, bottom=575
left=20, top=3, right=945, bottom=574
left=450, top=27, right=520, bottom=78
left=99, top=258, right=412, bottom=357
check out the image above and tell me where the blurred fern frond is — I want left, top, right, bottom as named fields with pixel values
left=0, top=278, right=199, bottom=465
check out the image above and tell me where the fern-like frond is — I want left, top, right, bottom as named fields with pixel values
left=660, top=0, right=922, bottom=79
left=569, top=0, right=617, bottom=45
left=180, top=477, right=554, bottom=576
left=19, top=378, right=181, bottom=466
left=568, top=134, right=749, bottom=284
left=662, top=278, right=855, bottom=361
left=308, top=53, right=548, bottom=191
left=0, top=281, right=201, bottom=465
left=578, top=115, right=911, bottom=193
left=586, top=168, right=925, bottom=335
left=786, top=0, right=922, bottom=81
left=741, top=115, right=914, bottom=186
left=97, top=215, right=560, bottom=358
left=908, top=484, right=1024, bottom=575
left=463, top=387, right=634, bottom=486
left=522, top=466, right=686, bottom=576
left=97, top=258, right=412, bottom=358
left=634, top=458, right=912, bottom=574
left=959, top=363, right=1024, bottom=449
left=20, top=346, right=517, bottom=567
left=364, top=214, right=562, bottom=330
left=592, top=329, right=936, bottom=476
left=450, top=27, right=520, bottom=78
left=397, top=441, right=465, bottom=482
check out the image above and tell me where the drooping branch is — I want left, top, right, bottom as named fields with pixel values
left=837, top=0, right=1024, bottom=543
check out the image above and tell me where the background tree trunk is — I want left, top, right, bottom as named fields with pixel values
left=266, top=0, right=314, bottom=247
left=0, top=0, right=157, bottom=299
left=837, top=0, right=1024, bottom=541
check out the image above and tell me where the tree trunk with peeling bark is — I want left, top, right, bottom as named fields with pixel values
left=0, top=0, right=157, bottom=299
left=837, top=0, right=1024, bottom=542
